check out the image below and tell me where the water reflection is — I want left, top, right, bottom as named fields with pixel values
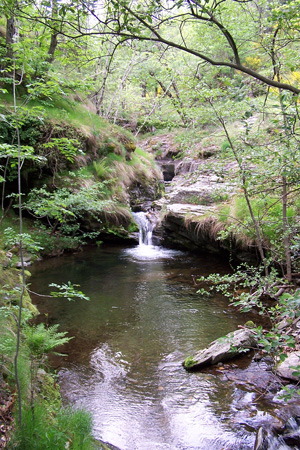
left=30, top=245, right=255, bottom=450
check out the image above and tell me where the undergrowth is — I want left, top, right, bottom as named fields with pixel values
left=10, top=403, right=94, bottom=450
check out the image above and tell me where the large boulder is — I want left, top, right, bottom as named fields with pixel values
left=183, top=328, right=258, bottom=371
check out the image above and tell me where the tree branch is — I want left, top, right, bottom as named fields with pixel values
left=8, top=0, right=300, bottom=95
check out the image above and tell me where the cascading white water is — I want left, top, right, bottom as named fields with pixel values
left=128, top=211, right=183, bottom=260
left=133, top=211, right=153, bottom=246
left=254, top=418, right=300, bottom=450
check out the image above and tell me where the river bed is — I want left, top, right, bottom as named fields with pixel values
left=30, top=243, right=261, bottom=450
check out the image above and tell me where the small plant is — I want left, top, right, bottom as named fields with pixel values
left=210, top=189, right=229, bottom=204
left=93, top=158, right=111, bottom=179
left=185, top=195, right=202, bottom=205
left=12, top=403, right=94, bottom=450
left=221, top=140, right=231, bottom=152
left=24, top=323, right=71, bottom=357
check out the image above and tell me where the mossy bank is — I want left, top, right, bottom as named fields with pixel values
left=0, top=94, right=163, bottom=258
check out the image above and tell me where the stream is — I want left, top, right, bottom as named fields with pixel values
left=30, top=238, right=269, bottom=450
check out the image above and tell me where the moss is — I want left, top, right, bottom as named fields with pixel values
left=124, top=142, right=136, bottom=152
left=183, top=355, right=197, bottom=369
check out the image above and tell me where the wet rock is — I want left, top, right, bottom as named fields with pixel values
left=16, top=255, right=32, bottom=267
left=129, top=179, right=163, bottom=210
left=183, top=328, right=258, bottom=371
left=158, top=161, right=176, bottom=181
left=97, top=440, right=122, bottom=450
left=254, top=427, right=266, bottom=450
left=276, top=351, right=300, bottom=382
left=158, top=204, right=226, bottom=252
left=282, top=417, right=300, bottom=447
left=224, top=360, right=281, bottom=394
left=254, top=415, right=300, bottom=450
left=283, top=432, right=300, bottom=447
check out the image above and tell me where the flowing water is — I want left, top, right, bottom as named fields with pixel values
left=132, top=211, right=154, bottom=246
left=30, top=232, right=262, bottom=450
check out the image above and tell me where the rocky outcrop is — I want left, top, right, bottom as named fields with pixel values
left=154, top=163, right=235, bottom=251
left=139, top=133, right=259, bottom=261
left=183, top=328, right=258, bottom=371
left=139, top=133, right=237, bottom=251
left=158, top=204, right=223, bottom=252
left=129, top=179, right=164, bottom=210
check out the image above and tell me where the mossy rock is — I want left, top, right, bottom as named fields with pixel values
left=183, top=356, right=198, bottom=369
left=95, top=441, right=122, bottom=450
left=124, top=141, right=136, bottom=153
left=119, top=135, right=136, bottom=153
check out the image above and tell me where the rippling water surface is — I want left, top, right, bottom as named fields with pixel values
left=30, top=244, right=256, bottom=450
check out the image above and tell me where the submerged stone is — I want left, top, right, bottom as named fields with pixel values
left=183, top=328, right=258, bottom=371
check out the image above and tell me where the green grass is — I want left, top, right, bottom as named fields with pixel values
left=10, top=401, right=94, bottom=450
left=0, top=92, right=122, bottom=142
left=105, top=152, right=124, bottom=163
left=134, top=146, right=152, bottom=160
left=31, top=98, right=108, bottom=130
left=218, top=195, right=299, bottom=242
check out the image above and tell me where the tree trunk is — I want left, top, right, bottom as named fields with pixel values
left=46, top=0, right=58, bottom=63
left=47, top=32, right=58, bottom=63
left=6, top=16, right=15, bottom=61
left=272, top=31, right=293, bottom=281
left=282, top=176, right=292, bottom=282
left=149, top=72, right=188, bottom=126
left=94, top=41, right=115, bottom=115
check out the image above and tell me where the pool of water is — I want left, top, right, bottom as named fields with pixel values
left=30, top=244, right=256, bottom=450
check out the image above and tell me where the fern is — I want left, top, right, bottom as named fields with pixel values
left=24, top=323, right=71, bottom=356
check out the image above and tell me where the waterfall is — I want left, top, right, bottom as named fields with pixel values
left=254, top=418, right=300, bottom=450
left=127, top=211, right=183, bottom=259
left=133, top=211, right=154, bottom=246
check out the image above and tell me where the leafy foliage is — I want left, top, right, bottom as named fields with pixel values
left=3, top=227, right=44, bottom=255
left=40, top=137, right=84, bottom=164
left=49, top=281, right=90, bottom=302
left=0, top=110, right=45, bottom=147
left=22, top=183, right=113, bottom=249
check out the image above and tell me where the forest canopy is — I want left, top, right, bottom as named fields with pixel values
left=1, top=0, right=300, bottom=94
